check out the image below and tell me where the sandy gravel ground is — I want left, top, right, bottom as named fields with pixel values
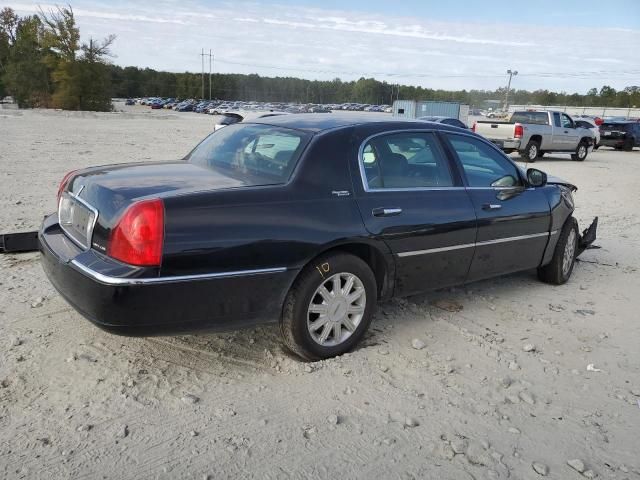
left=1, top=105, right=639, bottom=480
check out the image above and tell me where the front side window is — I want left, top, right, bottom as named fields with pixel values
left=561, top=114, right=573, bottom=128
left=445, top=134, right=521, bottom=188
left=361, top=132, right=454, bottom=189
left=187, top=123, right=310, bottom=185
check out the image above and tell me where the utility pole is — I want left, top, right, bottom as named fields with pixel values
left=199, top=49, right=214, bottom=100
left=504, top=69, right=518, bottom=112
left=209, top=50, right=213, bottom=100
left=200, top=48, right=204, bottom=99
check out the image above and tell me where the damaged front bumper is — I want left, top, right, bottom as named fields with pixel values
left=577, top=217, right=598, bottom=257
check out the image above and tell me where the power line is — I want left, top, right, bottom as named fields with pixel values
left=213, top=57, right=640, bottom=81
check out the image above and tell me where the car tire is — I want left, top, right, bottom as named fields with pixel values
left=623, top=137, right=634, bottom=151
left=537, top=217, right=579, bottom=285
left=280, top=253, right=377, bottom=361
left=520, top=140, right=540, bottom=162
left=571, top=141, right=589, bottom=161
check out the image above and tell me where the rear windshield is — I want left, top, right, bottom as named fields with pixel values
left=600, top=123, right=630, bottom=131
left=510, top=112, right=549, bottom=125
left=187, top=123, right=311, bottom=184
left=212, top=114, right=243, bottom=125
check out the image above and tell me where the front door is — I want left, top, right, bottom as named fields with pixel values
left=353, top=130, right=477, bottom=296
left=441, top=132, right=551, bottom=282
left=560, top=113, right=580, bottom=150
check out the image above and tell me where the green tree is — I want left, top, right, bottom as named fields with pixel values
left=2, top=14, right=51, bottom=107
left=39, top=6, right=115, bottom=111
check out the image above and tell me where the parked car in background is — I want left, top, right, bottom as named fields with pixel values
left=473, top=110, right=595, bottom=162
left=418, top=116, right=468, bottom=129
left=175, top=102, right=195, bottom=112
left=574, top=114, right=603, bottom=126
left=125, top=98, right=135, bottom=106
left=213, top=111, right=288, bottom=130
left=598, top=121, right=640, bottom=151
left=574, top=118, right=601, bottom=149
left=40, top=113, right=596, bottom=360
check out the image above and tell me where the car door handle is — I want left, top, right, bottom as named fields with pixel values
left=372, top=207, right=402, bottom=217
left=482, top=203, right=502, bottom=211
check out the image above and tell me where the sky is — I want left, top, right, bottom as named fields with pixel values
left=7, top=0, right=640, bottom=93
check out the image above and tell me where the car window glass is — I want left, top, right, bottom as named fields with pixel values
left=511, top=112, right=548, bottom=125
left=188, top=124, right=310, bottom=184
left=442, top=118, right=466, bottom=128
left=361, top=132, right=453, bottom=189
left=553, top=112, right=561, bottom=127
left=561, top=114, right=573, bottom=128
left=445, top=134, right=521, bottom=188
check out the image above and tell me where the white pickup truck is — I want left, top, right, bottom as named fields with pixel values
left=473, top=110, right=595, bottom=162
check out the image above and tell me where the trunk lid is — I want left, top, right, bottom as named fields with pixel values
left=61, top=160, right=254, bottom=252
left=66, top=160, right=250, bottom=221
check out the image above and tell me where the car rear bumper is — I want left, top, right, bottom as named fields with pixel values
left=487, top=138, right=521, bottom=150
left=599, top=138, right=626, bottom=147
left=39, top=214, right=296, bottom=336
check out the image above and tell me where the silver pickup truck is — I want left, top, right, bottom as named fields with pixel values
left=473, top=110, right=595, bottom=162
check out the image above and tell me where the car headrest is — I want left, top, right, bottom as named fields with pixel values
left=381, top=153, right=408, bottom=177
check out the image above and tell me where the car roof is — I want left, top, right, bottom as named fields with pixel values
left=418, top=116, right=448, bottom=121
left=248, top=112, right=463, bottom=133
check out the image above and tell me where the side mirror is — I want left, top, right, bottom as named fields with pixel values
left=527, top=168, right=547, bottom=188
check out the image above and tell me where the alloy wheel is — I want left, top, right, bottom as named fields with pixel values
left=578, top=145, right=586, bottom=159
left=562, top=229, right=577, bottom=276
left=307, top=272, right=366, bottom=347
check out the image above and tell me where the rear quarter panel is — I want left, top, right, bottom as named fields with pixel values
left=160, top=127, right=382, bottom=277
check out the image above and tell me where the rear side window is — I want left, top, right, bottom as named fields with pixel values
left=510, top=112, right=549, bottom=125
left=444, top=134, right=521, bottom=188
left=360, top=132, right=453, bottom=189
left=187, top=124, right=310, bottom=184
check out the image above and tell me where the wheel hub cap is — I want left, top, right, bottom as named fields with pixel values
left=563, top=229, right=576, bottom=276
left=307, top=272, right=366, bottom=347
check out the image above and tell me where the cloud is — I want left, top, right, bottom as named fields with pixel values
left=6, top=0, right=640, bottom=92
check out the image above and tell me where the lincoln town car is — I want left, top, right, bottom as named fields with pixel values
left=40, top=114, right=597, bottom=360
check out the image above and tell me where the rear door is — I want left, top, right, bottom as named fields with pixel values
left=352, top=129, right=477, bottom=296
left=441, top=132, right=551, bottom=281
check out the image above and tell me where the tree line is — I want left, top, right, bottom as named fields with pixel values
left=2, top=6, right=639, bottom=111
left=108, top=66, right=640, bottom=109
left=0, top=6, right=114, bottom=110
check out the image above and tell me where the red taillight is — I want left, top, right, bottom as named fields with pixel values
left=57, top=170, right=78, bottom=201
left=594, top=117, right=603, bottom=126
left=514, top=124, right=524, bottom=138
left=471, top=122, right=476, bottom=133
left=107, top=199, right=164, bottom=266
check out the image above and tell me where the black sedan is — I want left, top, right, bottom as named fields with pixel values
left=418, top=116, right=468, bottom=129
left=40, top=114, right=596, bottom=360
left=599, top=121, right=639, bottom=151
